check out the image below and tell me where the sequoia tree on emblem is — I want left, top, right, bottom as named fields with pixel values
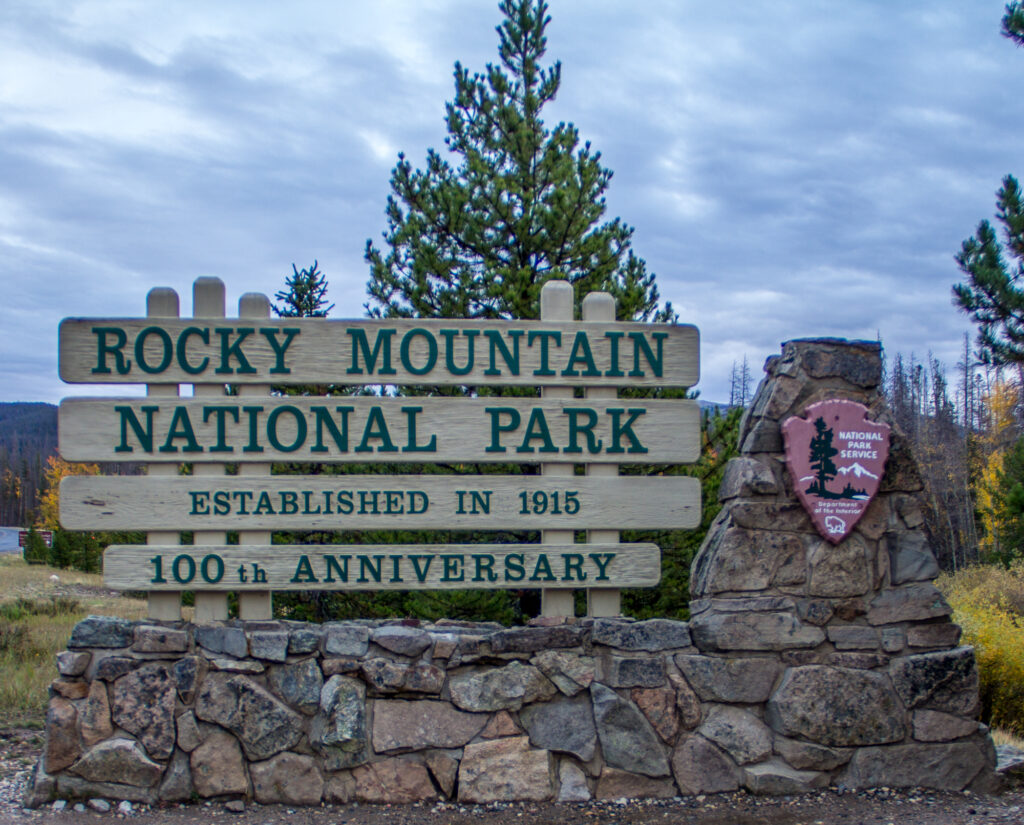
left=781, top=399, right=890, bottom=543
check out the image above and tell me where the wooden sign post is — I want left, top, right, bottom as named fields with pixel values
left=57, top=278, right=701, bottom=620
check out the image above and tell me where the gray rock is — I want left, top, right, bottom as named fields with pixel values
left=112, top=663, right=177, bottom=760
left=56, top=776, right=156, bottom=805
left=371, top=625, right=432, bottom=657
left=372, top=699, right=486, bottom=752
left=190, top=730, right=248, bottom=798
left=671, top=735, right=739, bottom=794
left=490, top=625, right=585, bottom=653
left=426, top=752, right=459, bottom=797
left=248, top=630, right=289, bottom=662
left=698, top=527, right=808, bottom=594
left=195, top=672, right=304, bottom=761
left=744, top=758, right=829, bottom=794
left=675, top=655, right=780, bottom=703
left=176, top=710, right=202, bottom=753
left=591, top=682, right=669, bottom=777
left=766, top=665, right=905, bottom=746
left=718, top=457, right=779, bottom=501
left=532, top=650, right=596, bottom=696
left=69, top=616, right=134, bottom=649
left=158, top=749, right=193, bottom=802
left=741, top=419, right=783, bottom=453
left=774, top=737, right=851, bottom=770
left=888, top=531, right=940, bottom=585
left=361, top=658, right=410, bottom=691
left=827, top=625, right=880, bottom=650
left=591, top=619, right=691, bottom=651
left=250, top=751, right=324, bottom=805
left=557, top=761, right=591, bottom=802
left=867, top=583, right=952, bottom=625
left=195, top=625, right=247, bottom=658
left=172, top=656, right=202, bottom=703
left=690, top=611, right=825, bottom=652
left=132, top=625, right=188, bottom=653
left=698, top=705, right=772, bottom=765
left=797, top=599, right=835, bottom=626
left=56, top=650, right=90, bottom=677
left=22, top=763, right=56, bottom=809
left=913, top=709, right=980, bottom=742
left=519, top=694, right=597, bottom=761
left=210, top=657, right=264, bottom=674
left=288, top=626, right=322, bottom=654
left=889, top=647, right=980, bottom=715
left=907, top=623, right=962, bottom=649
left=729, top=501, right=814, bottom=533
left=881, top=627, right=906, bottom=653
left=601, top=656, right=666, bottom=688
left=827, top=652, right=889, bottom=669
left=449, top=661, right=556, bottom=712
left=69, top=738, right=163, bottom=787
left=840, top=741, right=987, bottom=790
left=323, top=623, right=370, bottom=656
left=267, top=658, right=323, bottom=715
left=93, top=656, right=138, bottom=681
left=807, top=534, right=871, bottom=598
left=311, top=675, right=367, bottom=769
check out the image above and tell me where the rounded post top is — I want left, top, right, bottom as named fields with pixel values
left=193, top=277, right=225, bottom=318
left=541, top=279, right=573, bottom=321
left=582, top=291, right=615, bottom=322
left=146, top=288, right=179, bottom=318
left=239, top=292, right=271, bottom=319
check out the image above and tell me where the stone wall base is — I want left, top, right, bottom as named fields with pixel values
left=24, top=614, right=997, bottom=808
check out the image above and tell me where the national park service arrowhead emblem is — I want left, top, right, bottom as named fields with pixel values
left=781, top=400, right=890, bottom=544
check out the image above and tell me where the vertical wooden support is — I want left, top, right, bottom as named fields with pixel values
left=583, top=292, right=622, bottom=617
left=145, top=288, right=182, bottom=621
left=192, top=277, right=229, bottom=623
left=237, top=292, right=273, bottom=620
left=540, top=281, right=576, bottom=618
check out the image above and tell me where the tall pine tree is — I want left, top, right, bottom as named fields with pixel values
left=364, top=0, right=672, bottom=323
left=953, top=4, right=1024, bottom=363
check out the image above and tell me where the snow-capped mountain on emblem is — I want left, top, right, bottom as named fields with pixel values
left=781, top=400, right=890, bottom=544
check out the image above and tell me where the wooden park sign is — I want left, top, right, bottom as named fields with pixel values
left=57, top=278, right=700, bottom=621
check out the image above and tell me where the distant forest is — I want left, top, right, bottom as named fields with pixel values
left=0, top=402, right=57, bottom=525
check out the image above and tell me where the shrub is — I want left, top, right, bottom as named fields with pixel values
left=938, top=564, right=1024, bottom=732
left=21, top=527, right=48, bottom=565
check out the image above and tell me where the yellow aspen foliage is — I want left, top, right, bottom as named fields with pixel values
left=35, top=455, right=100, bottom=531
left=977, top=448, right=1005, bottom=556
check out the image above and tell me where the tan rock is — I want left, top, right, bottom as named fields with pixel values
left=190, top=731, right=248, bottom=798
left=353, top=758, right=437, bottom=803
left=912, top=710, right=979, bottom=743
left=425, top=752, right=459, bottom=797
left=175, top=710, right=202, bottom=753
left=323, top=771, right=356, bottom=803
left=69, top=738, right=163, bottom=787
left=251, top=752, right=323, bottom=805
left=458, top=735, right=553, bottom=803
left=79, top=681, right=112, bottom=748
left=594, top=768, right=676, bottom=799
left=672, top=735, right=738, bottom=795
left=372, top=699, right=487, bottom=752
left=44, top=697, right=79, bottom=774
left=557, top=761, right=591, bottom=801
left=631, top=688, right=680, bottom=744
left=668, top=673, right=702, bottom=730
left=481, top=710, right=521, bottom=739
left=51, top=680, right=89, bottom=700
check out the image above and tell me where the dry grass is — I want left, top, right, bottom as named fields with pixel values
left=0, top=555, right=146, bottom=726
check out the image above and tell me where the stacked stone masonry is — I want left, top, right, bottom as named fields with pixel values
left=25, top=338, right=998, bottom=806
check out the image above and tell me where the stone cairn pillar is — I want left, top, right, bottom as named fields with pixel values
left=689, top=338, right=998, bottom=792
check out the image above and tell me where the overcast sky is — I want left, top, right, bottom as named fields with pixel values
left=1, top=0, right=1020, bottom=405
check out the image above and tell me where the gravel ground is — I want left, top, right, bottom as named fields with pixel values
left=3, top=729, right=1024, bottom=825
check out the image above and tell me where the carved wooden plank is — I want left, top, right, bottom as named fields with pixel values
left=60, top=475, right=701, bottom=531
left=58, top=396, right=699, bottom=464
left=59, top=318, right=699, bottom=387
left=104, top=543, right=662, bottom=591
